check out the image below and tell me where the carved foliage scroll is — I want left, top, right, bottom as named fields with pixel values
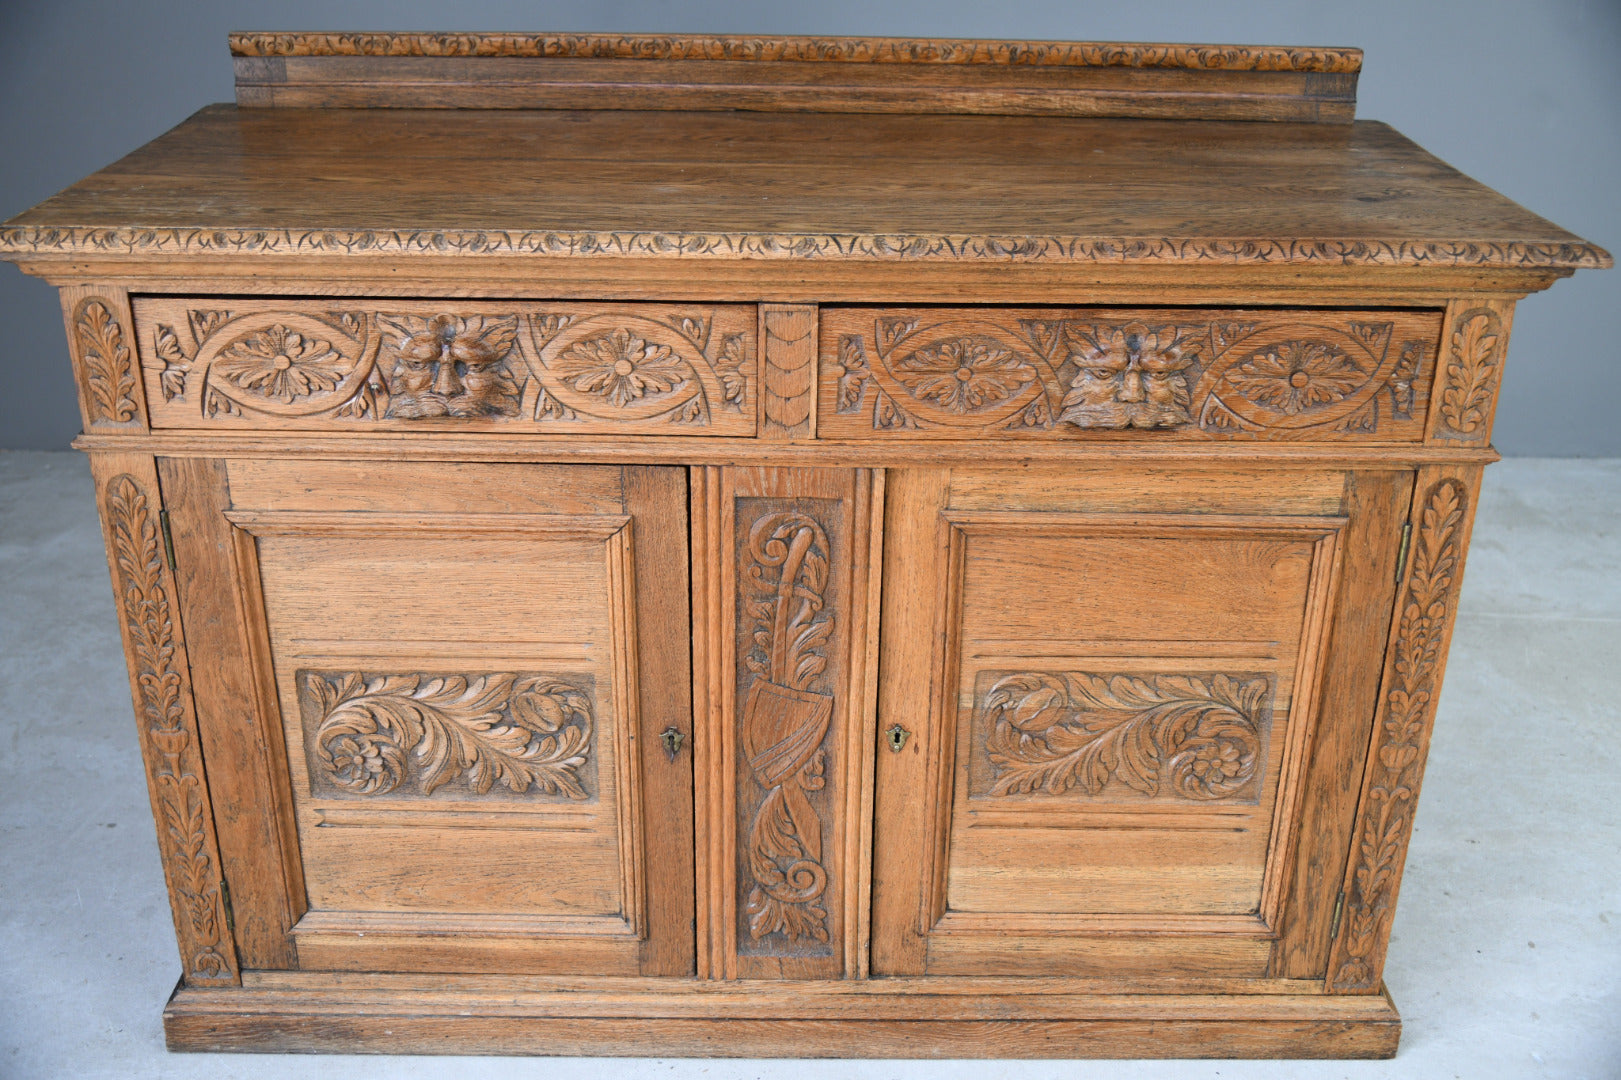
left=74, top=297, right=139, bottom=425
left=1433, top=306, right=1506, bottom=441
left=1329, top=480, right=1468, bottom=991
left=299, top=671, right=597, bottom=800
left=823, top=308, right=1437, bottom=440
left=137, top=300, right=755, bottom=433
left=975, top=671, right=1273, bottom=802
left=739, top=508, right=836, bottom=947
left=103, top=474, right=236, bottom=984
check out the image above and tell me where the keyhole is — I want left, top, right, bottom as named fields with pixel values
left=886, top=724, right=910, bottom=753
left=660, top=727, right=685, bottom=758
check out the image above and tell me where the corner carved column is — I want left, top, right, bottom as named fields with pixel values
left=692, top=466, right=883, bottom=978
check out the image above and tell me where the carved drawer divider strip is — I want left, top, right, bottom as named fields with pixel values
left=692, top=466, right=883, bottom=979
left=93, top=461, right=237, bottom=984
left=1425, top=299, right=1515, bottom=446
left=1326, top=470, right=1481, bottom=992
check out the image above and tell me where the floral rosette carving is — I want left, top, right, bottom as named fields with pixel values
left=302, top=671, right=595, bottom=799
left=524, top=311, right=747, bottom=425
left=153, top=309, right=378, bottom=419
left=977, top=671, right=1272, bottom=801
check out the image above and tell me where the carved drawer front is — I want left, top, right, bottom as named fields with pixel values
left=183, top=460, right=694, bottom=975
left=819, top=306, right=1440, bottom=441
left=871, top=467, right=1352, bottom=978
left=132, top=298, right=756, bottom=434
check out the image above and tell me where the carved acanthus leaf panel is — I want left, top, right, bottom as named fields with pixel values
left=739, top=509, right=836, bottom=945
left=1328, top=478, right=1470, bottom=992
left=819, top=307, right=1440, bottom=441
left=102, top=472, right=237, bottom=984
left=299, top=671, right=596, bottom=800
left=132, top=299, right=756, bottom=434
left=73, top=296, right=140, bottom=425
left=1431, top=303, right=1511, bottom=442
left=974, top=670, right=1273, bottom=802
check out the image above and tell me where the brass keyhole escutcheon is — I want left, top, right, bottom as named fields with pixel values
left=885, top=724, right=910, bottom=753
left=660, top=726, right=686, bottom=758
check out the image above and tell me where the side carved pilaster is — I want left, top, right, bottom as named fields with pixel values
left=68, top=291, right=143, bottom=427
left=1327, top=476, right=1473, bottom=992
left=102, top=471, right=237, bottom=984
left=1428, top=300, right=1514, bottom=444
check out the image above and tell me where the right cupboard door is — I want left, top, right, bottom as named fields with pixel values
left=871, top=465, right=1414, bottom=978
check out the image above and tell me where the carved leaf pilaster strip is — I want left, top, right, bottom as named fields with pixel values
left=978, top=671, right=1272, bottom=801
left=761, top=305, right=817, bottom=438
left=1435, top=308, right=1503, bottom=440
left=300, top=672, right=596, bottom=799
left=1328, top=479, right=1468, bottom=991
left=103, top=473, right=236, bottom=983
left=75, top=298, right=139, bottom=424
left=740, top=510, right=836, bottom=944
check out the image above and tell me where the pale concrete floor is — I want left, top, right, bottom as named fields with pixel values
left=1, top=450, right=1616, bottom=1080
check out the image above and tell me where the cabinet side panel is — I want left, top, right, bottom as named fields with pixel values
left=87, top=453, right=239, bottom=984
left=1326, top=466, right=1483, bottom=992
left=158, top=457, right=305, bottom=968
left=1274, top=471, right=1412, bottom=977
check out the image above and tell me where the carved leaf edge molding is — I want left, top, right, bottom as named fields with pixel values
left=979, top=671, right=1272, bottom=801
left=302, top=671, right=596, bottom=800
left=75, top=297, right=139, bottom=424
left=230, top=32, right=1364, bottom=73
left=4, top=227, right=1608, bottom=268
left=104, top=473, right=235, bottom=983
left=740, top=509, right=836, bottom=945
left=1330, top=479, right=1467, bottom=991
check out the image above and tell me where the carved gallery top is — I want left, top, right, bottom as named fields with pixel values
left=0, top=30, right=1607, bottom=272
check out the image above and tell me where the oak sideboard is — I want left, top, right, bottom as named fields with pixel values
left=2, top=31, right=1607, bottom=1059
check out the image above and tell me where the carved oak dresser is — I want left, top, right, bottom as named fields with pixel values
left=2, top=32, right=1607, bottom=1060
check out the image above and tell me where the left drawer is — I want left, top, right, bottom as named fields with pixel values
left=133, top=298, right=758, bottom=435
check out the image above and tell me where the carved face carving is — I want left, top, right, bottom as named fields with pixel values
left=383, top=314, right=519, bottom=418
left=1058, top=323, right=1194, bottom=430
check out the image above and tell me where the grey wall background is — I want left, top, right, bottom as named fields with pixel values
left=2, top=0, right=1616, bottom=454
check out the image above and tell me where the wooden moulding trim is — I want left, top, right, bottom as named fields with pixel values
left=3, top=227, right=1608, bottom=269
left=229, top=33, right=1363, bottom=73
left=73, top=431, right=1502, bottom=468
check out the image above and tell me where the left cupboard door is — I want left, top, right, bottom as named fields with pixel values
left=157, top=458, right=695, bottom=976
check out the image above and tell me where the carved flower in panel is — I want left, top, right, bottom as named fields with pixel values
left=1227, top=340, right=1368, bottom=415
left=324, top=732, right=406, bottom=795
left=891, top=335, right=1034, bottom=413
left=212, top=324, right=348, bottom=403
left=553, top=327, right=690, bottom=408
left=1185, top=740, right=1245, bottom=785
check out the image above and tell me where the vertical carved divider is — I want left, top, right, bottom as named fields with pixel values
left=1425, top=298, right=1515, bottom=446
left=759, top=304, right=818, bottom=440
left=693, top=466, right=882, bottom=979
left=1325, top=466, right=1482, bottom=992
left=60, top=285, right=146, bottom=430
left=90, top=454, right=238, bottom=985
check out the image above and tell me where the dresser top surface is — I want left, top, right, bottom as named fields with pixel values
left=1, top=104, right=1606, bottom=270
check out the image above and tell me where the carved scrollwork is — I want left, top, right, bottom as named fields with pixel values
left=300, top=671, right=596, bottom=800
left=826, top=309, right=1434, bottom=439
left=143, top=303, right=752, bottom=428
left=74, top=298, right=139, bottom=424
left=1331, top=480, right=1467, bottom=990
left=977, top=670, right=1273, bottom=801
left=104, top=474, right=235, bottom=982
left=740, top=511, right=835, bottom=943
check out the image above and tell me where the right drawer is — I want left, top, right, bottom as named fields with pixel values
left=817, top=307, right=1442, bottom=442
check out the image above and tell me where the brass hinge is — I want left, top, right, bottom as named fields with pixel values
left=158, top=509, right=177, bottom=572
left=1393, top=522, right=1412, bottom=583
left=1329, top=890, right=1345, bottom=940
left=219, top=877, right=235, bottom=937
